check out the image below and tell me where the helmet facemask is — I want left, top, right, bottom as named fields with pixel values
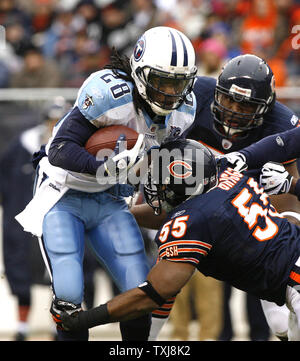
left=211, top=54, right=276, bottom=141
left=135, top=66, right=196, bottom=115
left=144, top=172, right=195, bottom=215
left=130, top=26, right=197, bottom=116
left=212, top=86, right=270, bottom=140
left=144, top=140, right=218, bottom=215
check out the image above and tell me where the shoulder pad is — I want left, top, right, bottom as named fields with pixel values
left=75, top=70, right=134, bottom=123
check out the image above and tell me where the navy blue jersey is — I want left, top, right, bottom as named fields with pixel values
left=186, top=76, right=299, bottom=179
left=154, top=161, right=300, bottom=305
left=240, top=126, right=300, bottom=169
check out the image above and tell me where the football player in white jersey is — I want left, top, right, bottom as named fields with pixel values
left=16, top=26, right=197, bottom=341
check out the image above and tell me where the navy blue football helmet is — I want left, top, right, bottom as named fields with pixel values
left=212, top=54, right=276, bottom=140
left=144, top=138, right=218, bottom=215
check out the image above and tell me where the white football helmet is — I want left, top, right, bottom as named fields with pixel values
left=131, top=26, right=197, bottom=116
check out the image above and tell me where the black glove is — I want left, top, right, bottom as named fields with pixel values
left=60, top=304, right=110, bottom=331
left=60, top=310, right=88, bottom=332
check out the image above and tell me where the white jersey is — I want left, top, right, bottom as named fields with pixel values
left=16, top=69, right=196, bottom=236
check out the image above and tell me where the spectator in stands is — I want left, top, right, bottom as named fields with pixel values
left=74, top=0, right=102, bottom=44
left=240, top=0, right=278, bottom=55
left=10, top=45, right=62, bottom=87
left=130, top=0, right=160, bottom=32
left=99, top=0, right=136, bottom=56
left=196, top=37, right=227, bottom=77
left=0, top=0, right=32, bottom=36
left=204, top=21, right=241, bottom=59
left=41, top=4, right=85, bottom=59
left=5, top=19, right=32, bottom=57
left=30, top=0, right=56, bottom=34
left=61, top=30, right=101, bottom=87
left=284, top=6, right=300, bottom=86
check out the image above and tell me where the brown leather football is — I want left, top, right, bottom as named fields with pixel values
left=85, top=125, right=139, bottom=156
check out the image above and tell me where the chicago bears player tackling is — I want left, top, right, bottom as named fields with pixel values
left=185, top=54, right=300, bottom=341
left=58, top=139, right=300, bottom=341
left=186, top=54, right=300, bottom=213
left=226, top=126, right=300, bottom=215
left=15, top=26, right=197, bottom=341
left=141, top=54, right=300, bottom=341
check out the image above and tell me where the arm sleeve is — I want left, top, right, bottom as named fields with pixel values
left=48, top=107, right=105, bottom=175
left=240, top=127, right=300, bottom=169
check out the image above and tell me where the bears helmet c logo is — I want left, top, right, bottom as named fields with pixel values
left=168, top=160, right=192, bottom=179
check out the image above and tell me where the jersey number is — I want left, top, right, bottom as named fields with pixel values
left=231, top=179, right=279, bottom=242
left=100, top=73, right=130, bottom=99
left=159, top=215, right=190, bottom=243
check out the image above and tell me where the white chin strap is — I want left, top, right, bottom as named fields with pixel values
left=222, top=125, right=243, bottom=136
left=149, top=101, right=173, bottom=116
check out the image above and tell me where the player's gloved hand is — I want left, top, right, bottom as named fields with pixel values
left=260, top=161, right=293, bottom=195
left=221, top=152, right=248, bottom=172
left=103, top=133, right=145, bottom=177
left=60, top=310, right=88, bottom=332
left=50, top=297, right=82, bottom=330
left=60, top=304, right=110, bottom=331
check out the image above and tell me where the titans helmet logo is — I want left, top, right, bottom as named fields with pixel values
left=133, top=36, right=146, bottom=62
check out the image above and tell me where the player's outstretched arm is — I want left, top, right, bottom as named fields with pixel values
left=240, top=126, right=300, bottom=169
left=60, top=260, right=195, bottom=331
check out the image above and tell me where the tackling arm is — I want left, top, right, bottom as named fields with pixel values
left=240, top=127, right=300, bottom=169
left=60, top=260, right=195, bottom=330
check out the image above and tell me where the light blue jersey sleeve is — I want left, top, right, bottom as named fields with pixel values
left=165, top=91, right=196, bottom=137
left=74, top=69, right=135, bottom=126
left=179, top=91, right=197, bottom=117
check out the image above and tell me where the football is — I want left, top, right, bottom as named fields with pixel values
left=84, top=125, right=139, bottom=156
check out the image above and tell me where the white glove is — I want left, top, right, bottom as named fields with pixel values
left=222, top=152, right=248, bottom=172
left=260, top=162, right=293, bottom=195
left=103, top=133, right=145, bottom=177
left=96, top=133, right=145, bottom=184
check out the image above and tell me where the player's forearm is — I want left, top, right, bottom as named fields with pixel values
left=48, top=140, right=103, bottom=175
left=240, top=127, right=300, bottom=169
left=130, top=203, right=166, bottom=229
left=107, top=288, right=157, bottom=322
left=73, top=288, right=157, bottom=329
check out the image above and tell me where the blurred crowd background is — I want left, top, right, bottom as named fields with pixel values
left=1, top=0, right=300, bottom=341
left=0, top=0, right=300, bottom=151
left=1, top=0, right=300, bottom=88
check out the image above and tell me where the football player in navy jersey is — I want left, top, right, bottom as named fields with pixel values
left=227, top=126, right=300, bottom=213
left=184, top=54, right=300, bottom=341
left=58, top=139, right=300, bottom=341
left=15, top=26, right=198, bottom=341
left=186, top=54, right=300, bottom=214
